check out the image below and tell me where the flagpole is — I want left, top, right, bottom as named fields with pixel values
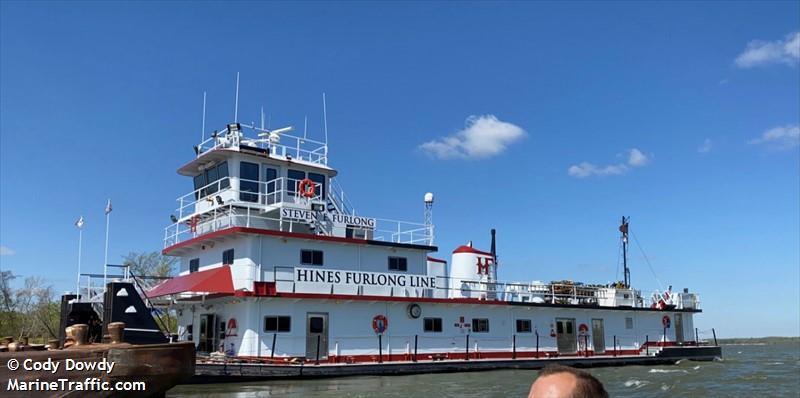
left=76, top=226, right=83, bottom=299
left=103, top=200, right=111, bottom=288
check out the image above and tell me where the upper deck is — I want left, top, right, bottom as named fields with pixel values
left=164, top=122, right=433, bottom=249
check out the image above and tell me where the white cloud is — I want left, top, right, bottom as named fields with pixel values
left=748, top=125, right=800, bottom=149
left=568, top=148, right=651, bottom=178
left=628, top=148, right=650, bottom=166
left=0, top=245, right=14, bottom=256
left=735, top=32, right=800, bottom=68
left=698, top=138, right=713, bottom=153
left=419, top=115, right=526, bottom=159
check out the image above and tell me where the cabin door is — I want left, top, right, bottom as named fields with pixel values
left=306, top=313, right=329, bottom=360
left=591, top=319, right=605, bottom=353
left=198, top=314, right=217, bottom=353
left=674, top=314, right=684, bottom=343
left=555, top=318, right=577, bottom=354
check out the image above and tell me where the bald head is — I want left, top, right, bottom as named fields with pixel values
left=528, top=365, right=608, bottom=398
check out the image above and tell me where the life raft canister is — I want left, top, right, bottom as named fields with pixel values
left=298, top=178, right=316, bottom=198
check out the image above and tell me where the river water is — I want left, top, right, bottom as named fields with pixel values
left=169, top=341, right=799, bottom=397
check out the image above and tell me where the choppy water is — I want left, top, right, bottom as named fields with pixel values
left=169, top=341, right=800, bottom=397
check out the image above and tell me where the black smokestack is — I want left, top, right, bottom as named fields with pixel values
left=490, top=228, right=497, bottom=261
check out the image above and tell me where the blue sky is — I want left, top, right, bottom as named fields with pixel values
left=1, top=1, right=798, bottom=337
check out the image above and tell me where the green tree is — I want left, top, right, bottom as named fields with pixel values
left=122, top=251, right=177, bottom=289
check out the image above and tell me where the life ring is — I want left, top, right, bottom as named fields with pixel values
left=578, top=323, right=589, bottom=335
left=662, top=315, right=670, bottom=328
left=372, top=315, right=388, bottom=334
left=297, top=178, right=316, bottom=198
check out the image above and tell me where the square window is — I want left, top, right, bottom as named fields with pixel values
left=388, top=257, right=407, bottom=271
left=423, top=318, right=442, bottom=332
left=472, top=318, right=489, bottom=333
left=309, top=317, right=324, bottom=333
left=301, top=250, right=323, bottom=266
left=264, top=316, right=291, bottom=333
left=625, top=317, right=634, bottom=329
left=189, top=258, right=199, bottom=273
left=516, top=319, right=532, bottom=333
left=222, top=249, right=234, bottom=265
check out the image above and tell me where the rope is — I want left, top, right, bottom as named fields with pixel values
left=630, top=232, right=664, bottom=291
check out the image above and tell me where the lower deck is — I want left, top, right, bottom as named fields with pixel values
left=187, top=346, right=722, bottom=383
left=175, top=294, right=701, bottom=363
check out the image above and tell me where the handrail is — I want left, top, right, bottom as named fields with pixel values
left=163, top=203, right=433, bottom=248
left=268, top=266, right=659, bottom=308
left=195, top=123, right=329, bottom=165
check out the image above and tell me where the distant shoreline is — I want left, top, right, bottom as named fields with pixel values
left=716, top=336, right=799, bottom=345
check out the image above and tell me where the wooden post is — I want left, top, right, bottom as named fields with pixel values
left=536, top=333, right=539, bottom=358
left=378, top=334, right=383, bottom=363
left=646, top=335, right=649, bottom=355
left=512, top=334, right=516, bottom=359
left=315, top=334, right=321, bottom=365
left=695, top=328, right=699, bottom=345
left=663, top=326, right=667, bottom=344
left=414, top=334, right=418, bottom=362
left=465, top=334, right=470, bottom=361
left=712, top=328, right=718, bottom=346
left=271, top=333, right=277, bottom=359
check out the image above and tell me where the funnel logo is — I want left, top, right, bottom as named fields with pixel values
left=476, top=257, right=493, bottom=275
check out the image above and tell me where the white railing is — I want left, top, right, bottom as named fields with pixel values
left=329, top=178, right=356, bottom=215
left=195, top=123, right=328, bottom=165
left=269, top=267, right=640, bottom=306
left=164, top=204, right=433, bottom=248
left=173, top=177, right=324, bottom=221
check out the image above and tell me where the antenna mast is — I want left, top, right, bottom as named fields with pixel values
left=620, top=216, right=630, bottom=288
left=234, top=72, right=240, bottom=122
left=201, top=91, right=207, bottom=142
left=322, top=93, right=329, bottom=164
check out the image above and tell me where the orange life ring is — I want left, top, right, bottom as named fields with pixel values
left=298, top=178, right=316, bottom=198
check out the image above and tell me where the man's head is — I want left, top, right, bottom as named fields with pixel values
left=528, top=365, right=609, bottom=398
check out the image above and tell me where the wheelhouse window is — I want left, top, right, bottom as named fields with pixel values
left=189, top=258, right=199, bottom=273
left=388, top=256, right=407, bottom=271
left=308, top=172, right=326, bottom=199
left=423, top=317, right=442, bottom=332
left=287, top=169, right=305, bottom=195
left=239, top=161, right=260, bottom=202
left=222, top=249, right=234, bottom=265
left=472, top=318, right=490, bottom=333
left=301, top=250, right=323, bottom=266
left=264, top=316, right=291, bottom=332
left=265, top=167, right=278, bottom=203
left=516, top=319, right=532, bottom=333
left=193, top=161, right=229, bottom=199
